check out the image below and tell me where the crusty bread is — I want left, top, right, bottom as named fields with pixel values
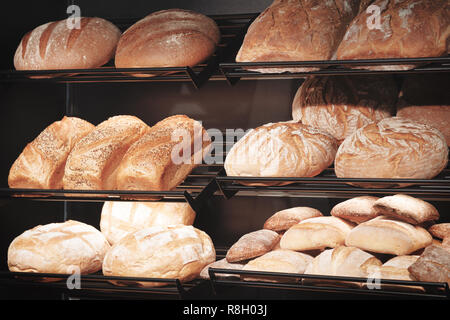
left=224, top=121, right=337, bottom=186
left=100, top=201, right=196, bottom=245
left=408, top=245, right=450, bottom=286
left=428, top=223, right=450, bottom=240
left=263, top=207, right=323, bottom=232
left=8, top=220, right=110, bottom=276
left=280, top=216, right=355, bottom=251
left=345, top=216, right=433, bottom=255
left=373, top=194, right=440, bottom=225
left=226, top=229, right=280, bottom=263
left=8, top=117, right=94, bottom=189
left=102, top=225, right=215, bottom=287
left=63, top=115, right=148, bottom=190
left=331, top=196, right=380, bottom=224
left=115, top=9, right=220, bottom=70
left=292, top=76, right=397, bottom=144
left=236, top=0, right=363, bottom=73
left=337, top=0, right=450, bottom=70
left=334, top=117, right=449, bottom=187
left=14, top=17, right=121, bottom=70
left=200, top=258, right=245, bottom=280
left=115, top=115, right=211, bottom=191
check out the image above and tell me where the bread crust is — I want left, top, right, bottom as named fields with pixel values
left=226, top=229, right=280, bottom=263
left=263, top=207, right=323, bottom=232
left=331, top=196, right=381, bottom=224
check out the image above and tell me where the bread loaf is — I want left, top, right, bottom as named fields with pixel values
left=200, top=258, right=245, bottom=280
left=8, top=117, right=94, bottom=189
left=331, top=196, right=380, bottom=224
left=224, top=122, right=337, bottom=186
left=235, top=0, right=364, bottom=73
left=115, top=115, right=211, bottom=191
left=115, top=9, right=220, bottom=70
left=263, top=207, right=323, bottom=232
left=345, top=216, right=433, bottom=255
left=226, top=229, right=280, bottom=263
left=102, top=225, right=215, bottom=287
left=335, top=117, right=449, bottom=187
left=14, top=17, right=121, bottom=70
left=292, top=76, right=397, bottom=144
left=408, top=245, right=450, bottom=286
left=280, top=216, right=354, bottom=251
left=100, top=201, right=196, bottom=245
left=336, top=0, right=450, bottom=70
left=428, top=223, right=450, bottom=240
left=8, top=220, right=110, bottom=276
left=63, top=115, right=148, bottom=190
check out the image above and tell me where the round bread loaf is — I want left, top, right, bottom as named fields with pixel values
left=115, top=9, right=220, bottom=70
left=100, top=201, right=196, bottom=245
left=292, top=75, right=397, bottom=144
left=8, top=220, right=110, bottom=276
left=335, top=117, right=448, bottom=187
left=14, top=17, right=121, bottom=70
left=102, top=225, right=215, bottom=287
left=224, top=121, right=338, bottom=186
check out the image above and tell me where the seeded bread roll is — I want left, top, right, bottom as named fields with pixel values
left=263, top=207, right=323, bottom=232
left=331, top=196, right=380, bottom=224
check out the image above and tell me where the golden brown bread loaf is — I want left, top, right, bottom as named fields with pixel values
left=235, top=0, right=365, bottom=73
left=224, top=121, right=338, bottom=186
left=428, top=223, right=450, bottom=240
left=292, top=76, right=398, bottom=144
left=408, top=244, right=450, bottom=286
left=102, top=225, right=215, bottom=287
left=63, top=115, right=148, bottom=190
left=8, top=117, right=94, bottom=189
left=14, top=17, right=121, bottom=70
left=337, top=0, right=450, bottom=70
left=115, top=9, right=220, bottom=69
left=334, top=117, right=449, bottom=187
left=331, top=196, right=381, bottom=224
left=100, top=201, right=196, bottom=245
left=263, top=207, right=323, bottom=232
left=115, top=115, right=211, bottom=191
left=8, top=220, right=110, bottom=276
left=226, top=229, right=280, bottom=263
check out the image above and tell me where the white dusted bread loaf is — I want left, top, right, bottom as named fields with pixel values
left=14, top=17, right=121, bottom=70
left=8, top=220, right=110, bottom=276
left=292, top=76, right=397, bottom=144
left=331, top=196, right=380, bottom=224
left=100, top=201, right=196, bottom=245
left=63, top=115, right=149, bottom=190
left=224, top=122, right=337, bottom=186
left=8, top=116, right=94, bottom=189
left=335, top=117, right=448, bottom=187
left=102, top=225, right=215, bottom=287
left=263, top=207, right=323, bottom=232
left=115, top=9, right=220, bottom=69
left=226, top=229, right=280, bottom=263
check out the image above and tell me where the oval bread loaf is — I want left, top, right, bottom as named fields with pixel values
left=263, top=207, right=323, bottom=232
left=330, top=196, right=380, bottom=224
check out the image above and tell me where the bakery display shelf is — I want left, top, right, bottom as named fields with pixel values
left=208, top=268, right=449, bottom=300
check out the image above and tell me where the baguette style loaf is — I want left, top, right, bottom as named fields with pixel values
left=14, top=17, right=121, bottom=70
left=8, top=117, right=94, bottom=189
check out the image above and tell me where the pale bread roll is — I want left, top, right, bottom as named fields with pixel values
left=8, top=117, right=94, bottom=189
left=337, top=0, right=450, bottom=70
left=14, top=17, right=121, bottom=70
left=100, top=201, right=196, bottom=245
left=8, top=220, right=110, bottom=276
left=331, top=196, right=380, bottom=224
left=373, top=194, right=440, bottom=225
left=102, top=225, right=215, bottom=287
left=263, top=207, right=323, bottom=232
left=226, top=229, right=280, bottom=263
left=280, top=216, right=355, bottom=251
left=224, top=121, right=337, bottom=186
left=199, top=258, right=245, bottom=280
left=345, top=216, right=433, bottom=255
left=335, top=117, right=449, bottom=187
left=292, top=76, right=397, bottom=144
left=428, top=223, right=450, bottom=240
left=241, top=249, right=314, bottom=283
left=63, top=115, right=149, bottom=190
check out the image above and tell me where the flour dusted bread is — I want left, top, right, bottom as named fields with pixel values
left=199, top=258, right=245, bottom=279
left=100, top=201, right=196, bottom=245
left=280, top=216, right=354, bottom=251
left=8, top=117, right=94, bottom=189
left=335, top=117, right=449, bottom=187
left=224, top=122, right=337, bottom=186
left=263, top=207, right=323, bottom=232
left=337, top=0, right=450, bottom=70
left=8, top=220, right=110, bottom=276
left=429, top=223, right=450, bottom=240
left=226, top=229, right=280, bottom=263
left=331, top=196, right=380, bottom=224
left=115, top=9, right=220, bottom=70
left=292, top=75, right=397, bottom=144
left=235, top=0, right=364, bottom=73
left=364, top=255, right=419, bottom=281
left=14, top=17, right=121, bottom=70
left=63, top=115, right=148, bottom=190
left=102, top=225, right=215, bottom=287
left=115, top=115, right=211, bottom=191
